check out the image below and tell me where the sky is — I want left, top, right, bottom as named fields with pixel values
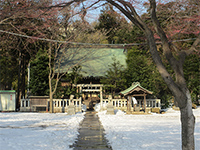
left=54, top=0, right=149, bottom=23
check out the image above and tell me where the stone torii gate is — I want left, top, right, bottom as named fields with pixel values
left=120, top=82, right=153, bottom=114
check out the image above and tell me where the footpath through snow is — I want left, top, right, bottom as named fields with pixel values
left=0, top=107, right=199, bottom=150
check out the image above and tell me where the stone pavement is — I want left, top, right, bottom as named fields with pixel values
left=70, top=111, right=112, bottom=150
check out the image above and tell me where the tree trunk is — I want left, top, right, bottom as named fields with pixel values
left=144, top=26, right=196, bottom=150
left=17, top=50, right=21, bottom=111
left=49, top=76, right=53, bottom=113
left=48, top=44, right=53, bottom=113
left=21, top=55, right=26, bottom=99
left=49, top=94, right=53, bottom=113
left=180, top=89, right=195, bottom=150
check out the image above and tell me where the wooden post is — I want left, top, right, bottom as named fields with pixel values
left=144, top=94, right=147, bottom=113
left=76, top=86, right=79, bottom=99
left=80, top=86, right=82, bottom=93
left=127, top=96, right=132, bottom=114
left=100, top=86, right=103, bottom=110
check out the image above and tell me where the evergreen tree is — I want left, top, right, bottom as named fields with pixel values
left=184, top=54, right=200, bottom=103
left=95, top=4, right=131, bottom=44
left=63, top=65, right=83, bottom=98
left=29, top=49, right=49, bottom=96
left=0, top=48, right=18, bottom=90
left=100, top=56, right=126, bottom=97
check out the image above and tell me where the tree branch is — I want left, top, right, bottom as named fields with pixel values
left=106, top=0, right=145, bottom=31
left=149, top=0, right=187, bottom=87
left=149, top=0, right=175, bottom=62
left=185, top=35, right=200, bottom=55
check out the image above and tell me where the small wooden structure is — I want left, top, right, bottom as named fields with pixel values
left=120, top=82, right=153, bottom=114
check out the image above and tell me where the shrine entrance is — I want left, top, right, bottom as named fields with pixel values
left=75, top=84, right=103, bottom=111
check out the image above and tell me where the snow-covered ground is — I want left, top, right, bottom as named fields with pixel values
left=0, top=107, right=199, bottom=150
left=0, top=112, right=84, bottom=150
left=98, top=107, right=200, bottom=150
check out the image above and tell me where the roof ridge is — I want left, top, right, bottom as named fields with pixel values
left=120, top=82, right=153, bottom=96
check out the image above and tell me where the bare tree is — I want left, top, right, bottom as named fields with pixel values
left=0, top=0, right=58, bottom=107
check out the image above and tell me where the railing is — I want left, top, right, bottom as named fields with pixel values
left=21, top=99, right=30, bottom=107
left=20, top=97, right=82, bottom=113
left=101, top=99, right=128, bottom=111
left=101, top=98, right=161, bottom=111
left=20, top=96, right=161, bottom=113
left=51, top=98, right=82, bottom=113
left=112, top=99, right=127, bottom=108
left=137, top=99, right=161, bottom=108
left=20, top=99, right=31, bottom=111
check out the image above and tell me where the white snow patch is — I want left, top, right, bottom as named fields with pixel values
left=0, top=112, right=84, bottom=150
left=98, top=107, right=200, bottom=150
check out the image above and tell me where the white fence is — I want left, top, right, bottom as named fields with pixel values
left=101, top=98, right=161, bottom=111
left=20, top=96, right=160, bottom=113
left=101, top=99, right=128, bottom=111
left=52, top=98, right=82, bottom=113
left=20, top=99, right=31, bottom=111
left=20, top=97, right=82, bottom=113
left=135, top=99, right=161, bottom=108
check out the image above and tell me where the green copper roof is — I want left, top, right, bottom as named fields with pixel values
left=120, top=82, right=153, bottom=96
left=56, top=48, right=127, bottom=77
